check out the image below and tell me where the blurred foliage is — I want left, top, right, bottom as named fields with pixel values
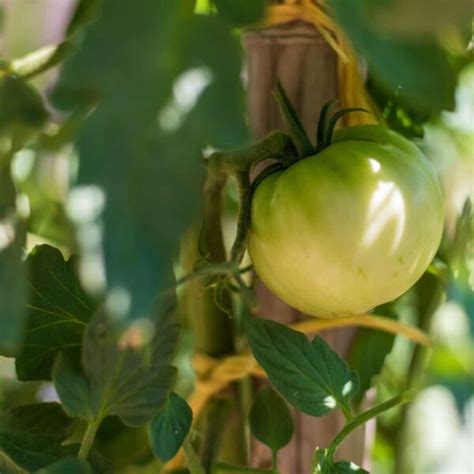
left=327, top=0, right=469, bottom=114
left=0, top=0, right=472, bottom=472
left=51, top=0, right=248, bottom=324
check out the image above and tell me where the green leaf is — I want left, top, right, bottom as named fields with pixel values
left=369, top=0, right=473, bottom=40
left=312, top=448, right=368, bottom=474
left=54, top=304, right=179, bottom=426
left=248, top=387, right=294, bottom=456
left=333, top=461, right=369, bottom=474
left=1, top=403, right=75, bottom=442
left=0, top=403, right=76, bottom=471
left=0, top=77, right=48, bottom=136
left=53, top=354, right=91, bottom=420
left=348, top=305, right=396, bottom=405
left=35, top=457, right=92, bottom=474
left=326, top=0, right=462, bottom=113
left=0, top=166, right=26, bottom=355
left=67, top=0, right=101, bottom=36
left=214, top=0, right=266, bottom=26
left=51, top=0, right=247, bottom=323
left=0, top=232, right=26, bottom=355
left=449, top=199, right=473, bottom=286
left=148, top=392, right=193, bottom=462
left=245, top=318, right=359, bottom=417
left=94, top=417, right=151, bottom=469
left=16, top=244, right=97, bottom=381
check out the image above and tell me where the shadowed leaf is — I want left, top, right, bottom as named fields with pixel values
left=148, top=392, right=193, bottom=462
left=16, top=244, right=97, bottom=381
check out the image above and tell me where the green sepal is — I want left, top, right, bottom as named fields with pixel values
left=274, top=81, right=315, bottom=158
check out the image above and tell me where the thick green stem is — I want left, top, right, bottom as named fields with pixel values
left=184, top=441, right=206, bottom=474
left=230, top=171, right=252, bottom=264
left=202, top=173, right=228, bottom=263
left=339, top=402, right=353, bottom=423
left=326, top=391, right=415, bottom=460
left=78, top=417, right=101, bottom=460
left=207, top=131, right=296, bottom=175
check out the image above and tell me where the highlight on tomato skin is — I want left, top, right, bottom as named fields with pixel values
left=248, top=125, right=445, bottom=318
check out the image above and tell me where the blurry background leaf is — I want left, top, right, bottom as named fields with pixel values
left=327, top=0, right=465, bottom=114
left=16, top=244, right=97, bottom=381
left=95, top=417, right=151, bottom=469
left=368, top=79, right=429, bottom=139
left=246, top=318, right=359, bottom=417
left=51, top=0, right=248, bottom=323
left=370, top=0, right=473, bottom=41
left=67, top=0, right=101, bottom=37
left=0, top=213, right=27, bottom=355
left=248, top=387, right=294, bottom=457
left=0, top=402, right=77, bottom=472
left=0, top=77, right=48, bottom=149
left=37, top=457, right=92, bottom=474
left=213, top=0, right=265, bottom=26
left=55, top=304, right=179, bottom=427
left=53, top=353, right=90, bottom=420
left=148, top=392, right=192, bottom=462
left=349, top=305, right=396, bottom=406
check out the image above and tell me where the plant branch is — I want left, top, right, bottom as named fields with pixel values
left=207, top=131, right=296, bottom=176
left=326, top=390, right=415, bottom=460
left=230, top=171, right=252, bottom=264
left=78, top=417, right=102, bottom=460
left=184, top=441, right=206, bottom=474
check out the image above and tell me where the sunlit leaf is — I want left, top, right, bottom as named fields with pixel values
left=246, top=318, right=359, bottom=417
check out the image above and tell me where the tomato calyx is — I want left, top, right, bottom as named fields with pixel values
left=315, top=104, right=369, bottom=151
left=253, top=85, right=369, bottom=191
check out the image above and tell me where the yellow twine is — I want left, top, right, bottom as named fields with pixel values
left=168, top=1, right=404, bottom=467
left=261, top=0, right=379, bottom=126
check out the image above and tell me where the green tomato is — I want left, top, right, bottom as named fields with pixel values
left=249, top=125, right=444, bottom=318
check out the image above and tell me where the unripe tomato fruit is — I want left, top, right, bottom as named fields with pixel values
left=249, top=125, right=444, bottom=318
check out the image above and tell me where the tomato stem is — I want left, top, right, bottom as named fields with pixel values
left=325, top=390, right=415, bottom=461
left=207, top=130, right=296, bottom=175
left=230, top=171, right=252, bottom=264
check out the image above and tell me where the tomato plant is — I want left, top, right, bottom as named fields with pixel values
left=0, top=1, right=472, bottom=473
